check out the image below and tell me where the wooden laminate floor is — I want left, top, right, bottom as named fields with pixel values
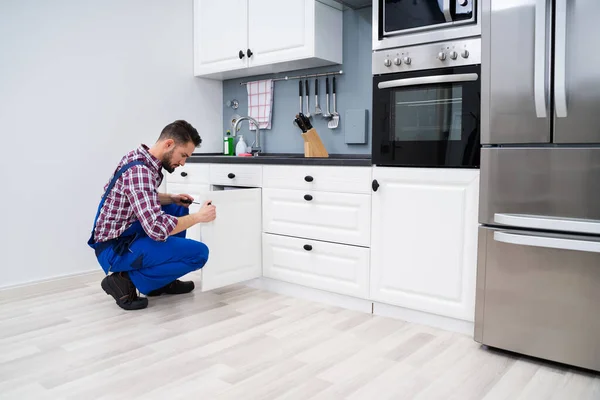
left=1, top=273, right=599, bottom=400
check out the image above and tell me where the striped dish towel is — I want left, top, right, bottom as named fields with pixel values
left=246, top=79, right=274, bottom=130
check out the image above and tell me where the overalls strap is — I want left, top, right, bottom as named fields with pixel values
left=88, top=160, right=146, bottom=245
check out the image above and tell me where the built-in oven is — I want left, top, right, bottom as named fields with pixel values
left=373, top=0, right=480, bottom=50
left=371, top=38, right=481, bottom=168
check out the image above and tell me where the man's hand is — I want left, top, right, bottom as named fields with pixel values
left=169, top=193, right=195, bottom=207
left=194, top=200, right=216, bottom=223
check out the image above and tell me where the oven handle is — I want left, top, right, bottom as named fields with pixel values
left=377, top=73, right=478, bottom=90
left=494, top=231, right=600, bottom=253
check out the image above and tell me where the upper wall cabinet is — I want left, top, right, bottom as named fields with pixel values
left=193, top=0, right=343, bottom=80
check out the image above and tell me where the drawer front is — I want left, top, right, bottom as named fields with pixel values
left=262, top=165, right=372, bottom=194
left=262, top=188, right=371, bottom=247
left=210, top=164, right=262, bottom=187
left=262, top=233, right=370, bottom=299
left=166, top=164, right=210, bottom=185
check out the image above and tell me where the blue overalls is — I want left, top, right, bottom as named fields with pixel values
left=87, top=161, right=209, bottom=294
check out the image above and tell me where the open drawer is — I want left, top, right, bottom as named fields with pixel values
left=184, top=186, right=262, bottom=291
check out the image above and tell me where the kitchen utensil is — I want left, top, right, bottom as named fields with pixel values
left=314, top=79, right=322, bottom=115
left=328, top=76, right=340, bottom=129
left=299, top=112, right=313, bottom=130
left=293, top=81, right=304, bottom=129
left=304, top=80, right=311, bottom=119
left=322, top=77, right=332, bottom=119
left=298, top=81, right=303, bottom=114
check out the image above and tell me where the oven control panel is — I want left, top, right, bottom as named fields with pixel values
left=372, top=37, right=481, bottom=75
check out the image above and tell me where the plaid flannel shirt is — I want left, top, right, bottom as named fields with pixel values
left=93, top=144, right=177, bottom=242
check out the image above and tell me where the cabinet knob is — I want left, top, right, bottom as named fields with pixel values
left=180, top=171, right=188, bottom=177
left=239, top=50, right=245, bottom=59
left=247, top=49, right=253, bottom=58
left=372, top=179, right=380, bottom=192
left=304, top=175, right=314, bottom=182
left=304, top=194, right=313, bottom=201
left=227, top=173, right=236, bottom=179
left=303, top=244, right=313, bottom=251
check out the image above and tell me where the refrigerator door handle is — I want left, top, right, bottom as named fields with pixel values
left=494, top=213, right=600, bottom=235
left=534, top=0, right=548, bottom=118
left=494, top=231, right=600, bottom=253
left=555, top=0, right=568, bottom=118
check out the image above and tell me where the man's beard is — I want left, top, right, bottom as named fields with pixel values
left=161, top=149, right=175, bottom=173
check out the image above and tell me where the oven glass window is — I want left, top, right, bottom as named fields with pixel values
left=392, top=85, right=463, bottom=142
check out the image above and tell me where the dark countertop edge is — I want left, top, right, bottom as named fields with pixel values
left=189, top=153, right=373, bottom=166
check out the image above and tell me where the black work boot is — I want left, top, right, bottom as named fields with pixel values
left=147, top=280, right=195, bottom=297
left=101, top=272, right=148, bottom=310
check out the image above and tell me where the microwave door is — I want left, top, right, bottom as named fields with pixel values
left=553, top=0, right=600, bottom=144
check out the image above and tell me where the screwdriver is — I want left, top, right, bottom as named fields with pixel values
left=180, top=198, right=211, bottom=206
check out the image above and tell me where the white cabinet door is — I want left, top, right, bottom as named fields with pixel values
left=193, top=0, right=248, bottom=76
left=370, top=168, right=480, bottom=322
left=247, top=0, right=314, bottom=67
left=262, top=188, right=372, bottom=247
left=187, top=188, right=262, bottom=291
left=263, top=233, right=370, bottom=299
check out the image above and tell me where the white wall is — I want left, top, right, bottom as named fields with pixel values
left=0, top=0, right=223, bottom=288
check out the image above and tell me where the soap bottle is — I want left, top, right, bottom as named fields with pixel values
left=223, top=130, right=234, bottom=155
left=235, top=135, right=247, bottom=156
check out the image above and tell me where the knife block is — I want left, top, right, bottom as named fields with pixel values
left=302, top=128, right=329, bottom=158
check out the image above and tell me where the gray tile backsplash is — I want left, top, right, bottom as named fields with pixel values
left=222, top=7, right=372, bottom=155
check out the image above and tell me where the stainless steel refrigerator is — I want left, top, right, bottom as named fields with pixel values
left=475, top=0, right=600, bottom=372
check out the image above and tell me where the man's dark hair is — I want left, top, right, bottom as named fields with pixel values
left=159, top=120, right=201, bottom=147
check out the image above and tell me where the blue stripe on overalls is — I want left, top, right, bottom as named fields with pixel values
left=87, top=160, right=209, bottom=294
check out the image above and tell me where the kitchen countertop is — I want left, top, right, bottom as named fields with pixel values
left=188, top=153, right=372, bottom=166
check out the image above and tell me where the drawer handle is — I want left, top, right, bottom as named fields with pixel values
left=304, top=175, right=314, bottom=182
left=304, top=194, right=313, bottom=201
left=228, top=173, right=236, bottom=179
left=180, top=172, right=188, bottom=177
left=303, top=244, right=313, bottom=251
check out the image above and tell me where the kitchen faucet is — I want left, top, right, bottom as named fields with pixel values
left=232, top=116, right=262, bottom=155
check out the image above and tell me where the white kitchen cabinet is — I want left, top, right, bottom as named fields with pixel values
left=185, top=188, right=262, bottom=291
left=369, top=167, right=480, bottom=322
left=193, top=0, right=343, bottom=79
left=262, top=233, right=370, bottom=298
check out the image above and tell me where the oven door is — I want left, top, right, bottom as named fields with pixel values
left=372, top=65, right=481, bottom=168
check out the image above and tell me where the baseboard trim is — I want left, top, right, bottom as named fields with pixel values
left=373, top=302, right=475, bottom=337
left=245, top=277, right=474, bottom=336
left=0, top=269, right=104, bottom=298
left=245, top=277, right=373, bottom=314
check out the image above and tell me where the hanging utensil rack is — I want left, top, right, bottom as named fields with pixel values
left=239, top=70, right=343, bottom=86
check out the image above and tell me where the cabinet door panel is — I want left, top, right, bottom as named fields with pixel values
left=370, top=168, right=479, bottom=321
left=248, top=0, right=314, bottom=66
left=188, top=188, right=262, bottom=291
left=194, top=0, right=248, bottom=75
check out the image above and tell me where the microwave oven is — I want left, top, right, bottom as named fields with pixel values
left=373, top=0, right=481, bottom=50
